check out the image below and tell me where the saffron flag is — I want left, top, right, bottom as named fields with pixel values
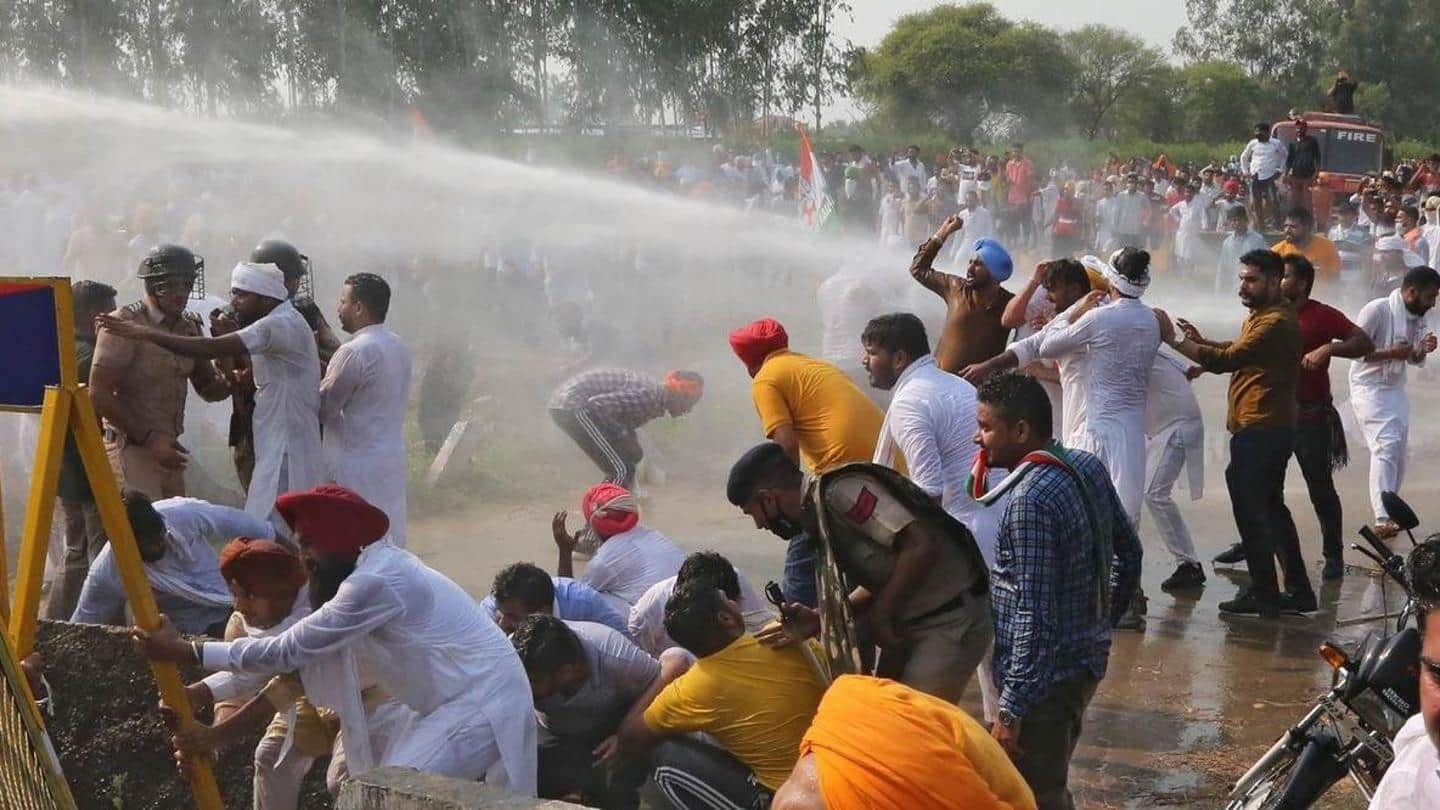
left=796, top=123, right=836, bottom=231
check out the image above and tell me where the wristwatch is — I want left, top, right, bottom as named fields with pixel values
left=997, top=709, right=1019, bottom=728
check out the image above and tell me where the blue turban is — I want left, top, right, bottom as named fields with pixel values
left=971, top=238, right=1013, bottom=282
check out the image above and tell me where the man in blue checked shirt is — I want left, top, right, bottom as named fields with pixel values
left=972, top=373, right=1141, bottom=810
left=481, top=562, right=630, bottom=637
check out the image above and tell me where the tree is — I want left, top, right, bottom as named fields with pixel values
left=1172, top=0, right=1329, bottom=107
left=1109, top=64, right=1181, bottom=141
left=1176, top=60, right=1262, bottom=142
left=849, top=2, right=1074, bottom=140
left=1062, top=24, right=1166, bottom=139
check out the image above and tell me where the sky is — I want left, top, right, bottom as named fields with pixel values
left=827, top=0, right=1189, bottom=119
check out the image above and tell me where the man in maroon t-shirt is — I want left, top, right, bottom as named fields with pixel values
left=1281, top=255, right=1373, bottom=581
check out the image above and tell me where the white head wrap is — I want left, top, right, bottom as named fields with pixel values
left=1373, top=235, right=1426, bottom=269
left=1093, top=248, right=1151, bottom=298
left=230, top=262, right=289, bottom=301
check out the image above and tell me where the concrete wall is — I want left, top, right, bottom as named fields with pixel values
left=337, top=768, right=587, bottom=810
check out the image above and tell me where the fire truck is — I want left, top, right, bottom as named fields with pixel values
left=1272, top=112, right=1386, bottom=224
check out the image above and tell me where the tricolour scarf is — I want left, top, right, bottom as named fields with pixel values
left=967, top=440, right=1077, bottom=506
left=967, top=440, right=1112, bottom=620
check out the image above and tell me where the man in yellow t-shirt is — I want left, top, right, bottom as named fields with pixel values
left=1272, top=207, right=1342, bottom=289
left=728, top=316, right=885, bottom=475
left=611, top=582, right=825, bottom=808
left=773, top=675, right=1036, bottom=810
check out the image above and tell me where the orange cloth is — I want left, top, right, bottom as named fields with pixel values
left=663, top=370, right=703, bottom=397
left=218, top=537, right=307, bottom=599
left=800, top=675, right=1037, bottom=810
left=1271, top=236, right=1343, bottom=285
left=581, top=482, right=639, bottom=537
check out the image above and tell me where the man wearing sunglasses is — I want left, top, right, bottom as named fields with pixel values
left=90, top=243, right=232, bottom=499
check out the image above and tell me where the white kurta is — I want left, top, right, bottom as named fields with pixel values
left=1142, top=348, right=1204, bottom=565
left=320, top=324, right=413, bottom=546
left=871, top=355, right=1000, bottom=564
left=1168, top=199, right=1205, bottom=261
left=1011, top=319, right=1087, bottom=448
left=72, top=497, right=275, bottom=633
left=1011, top=292, right=1063, bottom=437
left=1037, top=297, right=1160, bottom=524
left=237, top=300, right=325, bottom=519
left=627, top=575, right=774, bottom=657
left=1368, top=713, right=1440, bottom=808
left=581, top=525, right=689, bottom=616
left=203, top=540, right=538, bottom=794
left=1349, top=291, right=1430, bottom=521
left=1216, top=230, right=1268, bottom=295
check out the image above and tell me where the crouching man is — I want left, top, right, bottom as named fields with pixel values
left=511, top=616, right=660, bottom=808
left=163, top=537, right=388, bottom=808
left=609, top=582, right=826, bottom=810
left=136, top=485, right=538, bottom=794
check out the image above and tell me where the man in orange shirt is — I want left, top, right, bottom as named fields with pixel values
left=772, top=675, right=1036, bottom=810
left=1272, top=207, right=1342, bottom=290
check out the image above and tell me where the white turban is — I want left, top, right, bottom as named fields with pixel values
left=230, top=262, right=289, bottom=301
left=1373, top=236, right=1425, bottom=269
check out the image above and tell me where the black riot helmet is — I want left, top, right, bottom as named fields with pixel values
left=137, top=243, right=205, bottom=299
left=250, top=239, right=313, bottom=298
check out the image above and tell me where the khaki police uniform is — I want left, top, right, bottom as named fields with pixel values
left=814, top=464, right=994, bottom=704
left=91, top=300, right=208, bottom=499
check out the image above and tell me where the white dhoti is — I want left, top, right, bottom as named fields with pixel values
left=1351, top=383, right=1409, bottom=521
left=1141, top=421, right=1204, bottom=565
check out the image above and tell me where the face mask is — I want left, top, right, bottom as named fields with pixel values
left=759, top=493, right=804, bottom=539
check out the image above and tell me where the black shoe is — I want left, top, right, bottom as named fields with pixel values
left=1219, top=589, right=1280, bottom=618
left=1213, top=543, right=1246, bottom=565
left=1161, top=562, right=1207, bottom=591
left=1322, top=558, right=1344, bottom=581
left=1280, top=590, right=1318, bottom=614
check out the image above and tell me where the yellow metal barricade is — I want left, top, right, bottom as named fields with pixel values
left=0, top=277, right=222, bottom=809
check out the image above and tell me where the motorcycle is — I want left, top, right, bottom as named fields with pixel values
left=1226, top=491, right=1431, bottom=809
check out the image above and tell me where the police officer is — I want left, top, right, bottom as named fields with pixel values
left=211, top=239, right=340, bottom=489
left=90, top=244, right=232, bottom=499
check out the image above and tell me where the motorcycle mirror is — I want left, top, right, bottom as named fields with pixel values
left=1381, top=491, right=1419, bottom=532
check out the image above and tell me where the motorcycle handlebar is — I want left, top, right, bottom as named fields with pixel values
left=1358, top=525, right=1394, bottom=561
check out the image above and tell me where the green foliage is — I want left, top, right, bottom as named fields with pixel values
left=1061, top=25, right=1166, bottom=139
left=0, top=0, right=850, bottom=135
left=849, top=3, right=1073, bottom=140
left=1175, top=60, right=1263, bottom=142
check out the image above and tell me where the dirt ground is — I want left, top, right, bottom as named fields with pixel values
left=33, top=621, right=332, bottom=810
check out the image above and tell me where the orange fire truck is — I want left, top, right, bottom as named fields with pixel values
left=1272, top=112, right=1386, bottom=224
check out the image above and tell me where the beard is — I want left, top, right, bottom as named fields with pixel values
left=308, top=556, right=359, bottom=609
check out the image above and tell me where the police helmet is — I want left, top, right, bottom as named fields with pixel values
left=136, top=243, right=203, bottom=279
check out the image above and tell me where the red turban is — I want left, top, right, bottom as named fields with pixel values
left=275, top=484, right=389, bottom=554
left=581, top=482, right=639, bottom=537
left=219, top=537, right=307, bottom=600
left=728, top=318, right=788, bottom=370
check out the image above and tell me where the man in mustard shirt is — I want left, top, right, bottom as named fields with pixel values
left=729, top=316, right=887, bottom=607
left=610, top=582, right=825, bottom=810
left=1272, top=207, right=1342, bottom=291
